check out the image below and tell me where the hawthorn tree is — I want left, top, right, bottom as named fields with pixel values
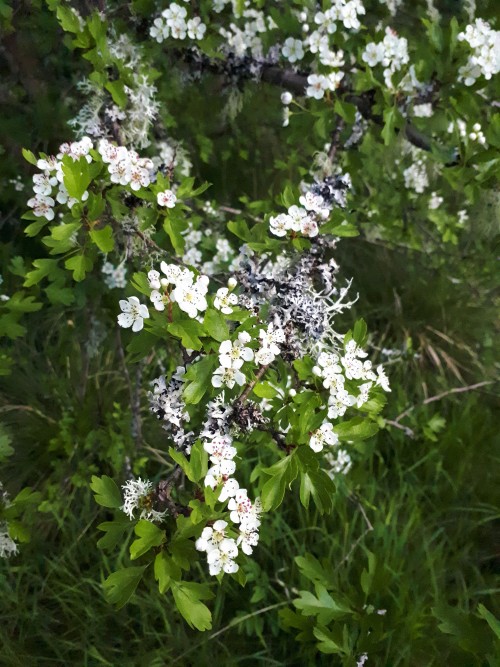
left=0, top=0, right=499, bottom=660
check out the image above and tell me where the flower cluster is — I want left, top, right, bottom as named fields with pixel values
left=403, top=158, right=429, bottom=193
left=313, top=0, right=366, bottom=32
left=195, top=491, right=262, bottom=574
left=255, top=323, right=284, bottom=365
left=98, top=139, right=155, bottom=191
left=269, top=176, right=350, bottom=239
left=458, top=19, right=500, bottom=86
left=362, top=28, right=410, bottom=89
left=121, top=478, right=166, bottom=523
left=147, top=263, right=209, bottom=319
left=325, top=448, right=353, bottom=477
left=102, top=261, right=127, bottom=289
left=212, top=332, right=254, bottom=389
left=305, top=72, right=345, bottom=100
left=195, top=520, right=239, bottom=575
left=150, top=4, right=207, bottom=42
left=413, top=103, right=433, bottom=118
left=203, top=432, right=238, bottom=495
left=219, top=8, right=270, bottom=59
left=448, top=119, right=486, bottom=146
left=27, top=137, right=93, bottom=220
left=198, top=422, right=261, bottom=576
left=428, top=192, right=444, bottom=210
left=313, top=339, right=390, bottom=422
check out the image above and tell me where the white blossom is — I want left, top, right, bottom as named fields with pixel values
left=117, top=296, right=150, bottom=332
left=310, top=422, right=339, bottom=453
left=195, top=519, right=228, bottom=552
left=157, top=189, right=177, bottom=208
left=218, top=333, right=254, bottom=369
left=212, top=366, right=246, bottom=389
left=282, top=37, right=304, bottom=63
left=207, top=537, right=239, bottom=575
left=214, top=287, right=238, bottom=314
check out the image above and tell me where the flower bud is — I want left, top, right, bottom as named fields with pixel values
left=227, top=277, right=237, bottom=289
left=280, top=91, right=293, bottom=106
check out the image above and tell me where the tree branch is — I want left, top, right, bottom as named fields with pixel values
left=236, top=364, right=269, bottom=405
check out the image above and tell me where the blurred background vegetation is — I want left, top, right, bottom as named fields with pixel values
left=1, top=1, right=499, bottom=665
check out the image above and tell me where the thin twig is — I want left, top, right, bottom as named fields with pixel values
left=384, top=419, right=415, bottom=438
left=155, top=465, right=186, bottom=517
left=236, top=364, right=269, bottom=405
left=0, top=404, right=57, bottom=424
left=328, top=116, right=345, bottom=161
left=335, top=495, right=374, bottom=571
left=395, top=380, right=495, bottom=423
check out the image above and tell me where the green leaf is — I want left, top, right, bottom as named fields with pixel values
left=65, top=254, right=93, bottom=282
left=313, top=626, right=344, bottom=655
left=281, top=184, right=296, bottom=209
left=56, top=5, right=83, bottom=33
left=477, top=604, right=500, bottom=640
left=168, top=319, right=204, bottom=351
left=0, top=431, right=14, bottom=462
left=203, top=309, right=229, bottom=342
left=130, top=520, right=165, bottom=560
left=299, top=470, right=335, bottom=514
left=51, top=222, right=81, bottom=242
left=171, top=581, right=213, bottom=631
left=352, top=318, right=368, bottom=347
left=188, top=440, right=208, bottom=483
left=382, top=108, right=397, bottom=146
left=261, top=453, right=298, bottom=511
left=335, top=417, right=379, bottom=441
left=45, top=283, right=75, bottom=306
left=9, top=256, right=26, bottom=277
left=252, top=381, right=278, bottom=399
left=183, top=355, right=218, bottom=405
left=432, top=604, right=494, bottom=654
left=103, top=566, right=147, bottom=609
left=24, top=259, right=60, bottom=287
left=22, top=148, right=38, bottom=166
left=62, top=156, right=100, bottom=200
left=295, top=554, right=333, bottom=587
left=126, top=331, right=157, bottom=363
left=90, top=226, right=114, bottom=253
left=25, top=219, right=50, bottom=237
left=5, top=292, right=42, bottom=314
left=294, top=585, right=351, bottom=625
left=105, top=80, right=127, bottom=108
left=227, top=219, right=252, bottom=242
left=97, top=518, right=130, bottom=550
left=90, top=475, right=122, bottom=509
left=163, top=217, right=185, bottom=255
left=154, top=552, right=181, bottom=593
left=334, top=100, right=356, bottom=124
left=169, top=448, right=191, bottom=479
